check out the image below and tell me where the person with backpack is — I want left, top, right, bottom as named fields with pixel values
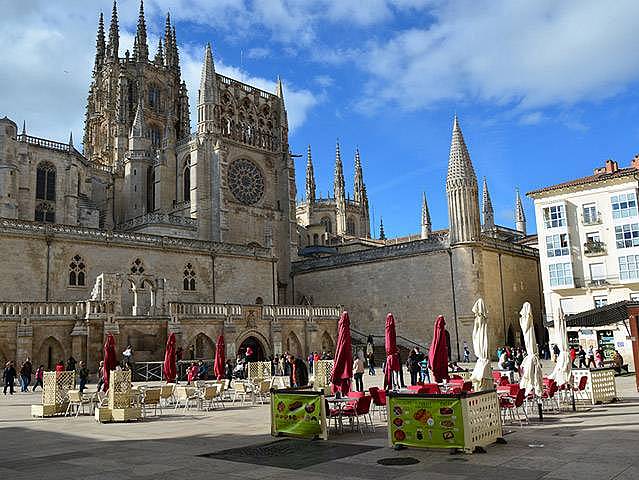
left=3, top=361, right=17, bottom=395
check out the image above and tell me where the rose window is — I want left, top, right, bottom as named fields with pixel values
left=228, top=158, right=264, bottom=205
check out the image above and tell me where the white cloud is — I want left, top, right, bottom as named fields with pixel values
left=246, top=47, right=270, bottom=59
left=358, top=0, right=639, bottom=113
left=314, top=75, right=334, bottom=87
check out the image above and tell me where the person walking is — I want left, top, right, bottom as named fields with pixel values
left=367, top=351, right=376, bottom=375
left=408, top=348, right=423, bottom=386
left=96, top=361, right=105, bottom=392
left=463, top=344, right=470, bottom=363
left=66, top=356, right=77, bottom=372
left=419, top=354, right=431, bottom=383
left=19, top=358, right=32, bottom=392
left=307, top=352, right=314, bottom=374
left=32, top=365, right=44, bottom=391
left=552, top=344, right=560, bottom=363
left=122, top=346, right=133, bottom=370
left=3, top=361, right=17, bottom=395
left=569, top=346, right=577, bottom=368
left=587, top=346, right=596, bottom=368
left=353, top=356, right=365, bottom=392
left=577, top=346, right=587, bottom=368
left=78, top=361, right=89, bottom=393
left=595, top=349, right=605, bottom=368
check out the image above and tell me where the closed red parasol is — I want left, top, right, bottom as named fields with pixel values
left=163, top=332, right=177, bottom=383
left=102, top=333, right=118, bottom=392
left=330, top=311, right=353, bottom=395
left=429, top=315, right=449, bottom=383
left=214, top=334, right=225, bottom=381
left=384, top=313, right=400, bottom=390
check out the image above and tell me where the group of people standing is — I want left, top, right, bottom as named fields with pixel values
left=3, top=356, right=89, bottom=395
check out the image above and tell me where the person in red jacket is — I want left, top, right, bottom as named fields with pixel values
left=569, top=347, right=577, bottom=367
left=54, top=361, right=65, bottom=373
left=186, top=363, right=198, bottom=385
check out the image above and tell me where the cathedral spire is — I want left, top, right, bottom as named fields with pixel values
left=94, top=12, right=106, bottom=73
left=164, top=12, right=173, bottom=67
left=353, top=148, right=366, bottom=205
left=482, top=177, right=495, bottom=230
left=69, top=131, right=74, bottom=148
left=305, top=144, right=316, bottom=203
left=154, top=38, right=164, bottom=65
left=107, top=1, right=119, bottom=60
left=172, top=26, right=180, bottom=73
left=276, top=76, right=285, bottom=103
left=515, top=188, right=527, bottom=235
left=421, top=192, right=432, bottom=239
left=197, top=43, right=217, bottom=134
left=135, top=0, right=149, bottom=61
left=334, top=140, right=345, bottom=201
left=379, top=217, right=386, bottom=240
left=446, top=115, right=481, bottom=244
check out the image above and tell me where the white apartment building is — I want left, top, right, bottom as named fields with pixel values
left=529, top=158, right=639, bottom=366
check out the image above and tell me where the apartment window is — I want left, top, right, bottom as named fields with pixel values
left=549, top=262, right=573, bottom=287
left=615, top=223, right=639, bottom=248
left=619, top=255, right=639, bottom=280
left=611, top=192, right=637, bottom=219
left=586, top=232, right=601, bottom=243
left=546, top=233, right=569, bottom=257
left=593, top=295, right=608, bottom=308
left=582, top=203, right=598, bottom=224
left=543, top=205, right=566, bottom=228
left=589, top=263, right=605, bottom=281
left=560, top=297, right=575, bottom=315
left=630, top=293, right=639, bottom=301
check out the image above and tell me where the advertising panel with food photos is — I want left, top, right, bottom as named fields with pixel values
left=271, top=390, right=328, bottom=440
left=387, top=394, right=465, bottom=449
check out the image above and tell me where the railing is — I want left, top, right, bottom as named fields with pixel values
left=132, top=360, right=215, bottom=382
left=17, top=133, right=71, bottom=153
left=582, top=213, right=602, bottom=226
left=584, top=240, right=606, bottom=256
left=350, top=325, right=422, bottom=350
left=117, top=213, right=198, bottom=231
left=168, top=302, right=340, bottom=319
left=0, top=302, right=85, bottom=317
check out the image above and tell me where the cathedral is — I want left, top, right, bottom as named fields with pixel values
left=0, top=2, right=543, bottom=370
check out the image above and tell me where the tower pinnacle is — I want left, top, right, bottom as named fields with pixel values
left=482, top=177, right=495, bottom=230
left=515, top=188, right=527, bottom=235
left=379, top=217, right=386, bottom=240
left=94, top=12, right=106, bottom=73
left=197, top=43, right=217, bottom=134
left=421, top=192, right=432, bottom=239
left=107, top=1, right=119, bottom=60
left=135, top=0, right=149, bottom=61
left=305, top=145, right=316, bottom=203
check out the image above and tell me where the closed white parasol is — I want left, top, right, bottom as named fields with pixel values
left=470, top=298, right=492, bottom=391
left=549, top=305, right=573, bottom=387
left=519, top=302, right=544, bottom=397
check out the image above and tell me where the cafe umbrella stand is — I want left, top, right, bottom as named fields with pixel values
left=519, top=302, right=545, bottom=421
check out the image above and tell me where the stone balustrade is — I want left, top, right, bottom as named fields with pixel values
left=0, top=302, right=85, bottom=317
left=168, top=302, right=340, bottom=320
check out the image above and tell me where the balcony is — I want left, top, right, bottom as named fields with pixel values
left=581, top=212, right=602, bottom=226
left=584, top=240, right=606, bottom=257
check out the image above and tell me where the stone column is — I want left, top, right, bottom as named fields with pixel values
left=224, top=314, right=237, bottom=359
left=70, top=320, right=88, bottom=366
left=16, top=318, right=33, bottom=363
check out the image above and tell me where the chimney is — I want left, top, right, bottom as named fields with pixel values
left=632, top=154, right=639, bottom=170
left=604, top=159, right=619, bottom=173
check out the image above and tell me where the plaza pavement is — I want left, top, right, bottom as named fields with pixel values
left=0, top=364, right=637, bottom=480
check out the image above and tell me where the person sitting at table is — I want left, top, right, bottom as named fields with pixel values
left=186, top=363, right=198, bottom=385
left=224, top=359, right=234, bottom=380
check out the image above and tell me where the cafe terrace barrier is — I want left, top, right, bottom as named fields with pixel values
left=270, top=389, right=328, bottom=440
left=95, top=370, right=142, bottom=422
left=573, top=368, right=618, bottom=404
left=248, top=361, right=272, bottom=381
left=387, top=390, right=502, bottom=453
left=313, top=360, right=334, bottom=393
left=31, top=371, right=75, bottom=417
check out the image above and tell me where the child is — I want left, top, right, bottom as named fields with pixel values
left=32, top=365, right=44, bottom=391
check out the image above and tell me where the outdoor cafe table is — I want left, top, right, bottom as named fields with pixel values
left=325, top=396, right=352, bottom=432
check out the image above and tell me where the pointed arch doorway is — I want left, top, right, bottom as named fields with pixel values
left=238, top=335, right=268, bottom=361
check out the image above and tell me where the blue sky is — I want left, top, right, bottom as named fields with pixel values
left=3, top=0, right=639, bottom=237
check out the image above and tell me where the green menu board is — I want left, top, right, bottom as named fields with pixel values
left=387, top=394, right=465, bottom=449
left=271, top=390, right=327, bottom=440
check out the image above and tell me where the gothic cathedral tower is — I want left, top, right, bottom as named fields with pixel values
left=445, top=116, right=481, bottom=244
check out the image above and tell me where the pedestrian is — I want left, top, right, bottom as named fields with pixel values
left=577, top=346, right=587, bottom=368
left=308, top=352, right=314, bottom=374
left=78, top=361, right=89, bottom=393
left=569, top=346, right=577, bottom=368
left=419, top=355, right=431, bottom=383
left=224, top=359, right=234, bottom=380
left=96, top=360, right=105, bottom=392
left=20, top=357, right=32, bottom=392
left=66, top=356, right=77, bottom=372
left=587, top=346, right=596, bottom=368
left=186, top=362, right=198, bottom=384
left=408, top=347, right=423, bottom=386
left=3, top=361, right=17, bottom=395
left=188, top=344, right=195, bottom=360
left=595, top=349, right=604, bottom=368
left=367, top=351, right=376, bottom=375
left=463, top=344, right=470, bottom=363
left=32, top=365, right=44, bottom=391
left=288, top=354, right=308, bottom=387
left=353, top=355, right=365, bottom=392
left=122, top=345, right=133, bottom=370
left=55, top=360, right=65, bottom=373
left=552, top=344, right=560, bottom=362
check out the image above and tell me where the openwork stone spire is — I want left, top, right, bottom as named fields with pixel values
left=333, top=140, right=345, bottom=201
left=421, top=192, right=432, bottom=239
left=482, top=177, right=495, bottom=230
left=94, top=12, right=106, bottom=73
left=446, top=115, right=481, bottom=244
left=107, top=1, right=119, bottom=60
left=130, top=101, right=146, bottom=138
left=197, top=43, right=217, bottom=134
left=353, top=148, right=366, bottom=205
left=305, top=144, right=316, bottom=203
left=515, top=188, right=527, bottom=234
left=154, top=38, right=164, bottom=65
left=379, top=217, right=386, bottom=240
left=135, top=0, right=149, bottom=61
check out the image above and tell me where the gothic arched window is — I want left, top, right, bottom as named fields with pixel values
left=313, top=233, right=319, bottom=246
left=346, top=217, right=356, bottom=235
left=183, top=163, right=190, bottom=203
left=130, top=258, right=145, bottom=275
left=68, top=255, right=86, bottom=286
left=320, top=217, right=332, bottom=234
left=150, top=126, right=161, bottom=147
left=183, top=263, right=196, bottom=291
left=148, top=85, right=161, bottom=112
left=35, top=162, right=56, bottom=223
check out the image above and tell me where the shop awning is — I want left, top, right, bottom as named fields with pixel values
left=560, top=301, right=639, bottom=328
